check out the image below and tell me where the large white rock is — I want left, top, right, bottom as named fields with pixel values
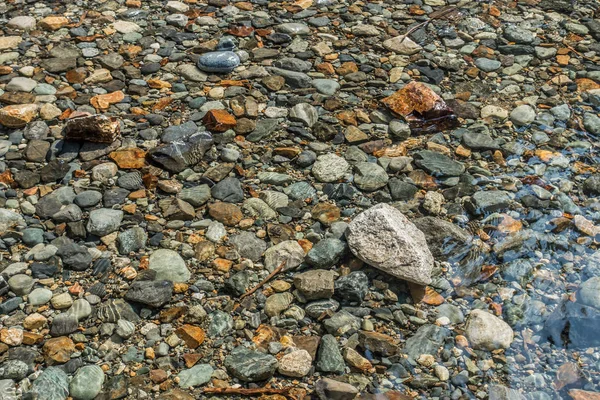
left=465, top=309, right=514, bottom=351
left=345, top=203, right=434, bottom=285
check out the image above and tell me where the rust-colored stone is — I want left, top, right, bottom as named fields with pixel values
left=43, top=336, right=76, bottom=364
left=208, top=202, right=243, bottom=226
left=175, top=324, right=205, bottom=349
left=381, top=81, right=458, bottom=134
left=109, top=148, right=147, bottom=169
left=90, top=90, right=125, bottom=109
left=66, top=68, right=88, bottom=84
left=64, top=115, right=121, bottom=143
left=39, top=16, right=70, bottom=31
left=0, top=104, right=38, bottom=128
left=202, top=109, right=237, bottom=132
left=569, top=390, right=600, bottom=400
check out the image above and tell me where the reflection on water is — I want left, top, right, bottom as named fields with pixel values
left=427, top=123, right=600, bottom=398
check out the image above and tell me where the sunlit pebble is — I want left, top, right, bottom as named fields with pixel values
left=150, top=43, right=160, bottom=50
left=436, top=316, right=450, bottom=326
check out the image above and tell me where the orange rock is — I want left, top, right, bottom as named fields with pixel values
left=497, top=214, right=522, bottom=234
left=128, top=190, right=146, bottom=200
left=0, top=104, right=39, bottom=128
left=202, top=109, right=237, bottom=132
left=576, top=78, right=600, bottom=92
left=0, top=170, right=15, bottom=188
left=213, top=258, right=233, bottom=273
left=176, top=324, right=205, bottom=349
left=147, top=78, right=172, bottom=89
left=183, top=353, right=203, bottom=368
left=66, top=68, right=88, bottom=84
left=90, top=91, right=125, bottom=109
left=456, top=145, right=472, bottom=158
left=68, top=282, right=84, bottom=296
left=297, top=239, right=313, bottom=254
left=208, top=202, right=243, bottom=226
left=43, top=336, right=76, bottom=364
left=408, top=283, right=445, bottom=305
left=569, top=390, right=600, bottom=400
left=22, top=332, right=44, bottom=345
left=39, top=16, right=70, bottom=31
left=126, top=0, right=142, bottom=6
left=109, top=148, right=147, bottom=169
left=316, top=62, right=335, bottom=75
left=455, top=335, right=469, bottom=348
left=122, top=204, right=137, bottom=214
left=0, top=66, right=13, bottom=75
left=556, top=55, right=570, bottom=66
left=337, top=62, right=359, bottom=76
left=556, top=362, right=585, bottom=390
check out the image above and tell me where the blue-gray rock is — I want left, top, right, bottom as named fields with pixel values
left=117, top=227, right=147, bottom=254
left=29, top=367, right=69, bottom=400
left=149, top=249, right=190, bottom=282
left=307, top=238, right=345, bottom=268
left=211, top=177, right=244, bottom=203
left=69, top=365, right=105, bottom=400
left=125, top=280, right=173, bottom=308
left=229, top=231, right=267, bottom=262
left=178, top=364, right=213, bottom=388
left=197, top=38, right=240, bottom=73
left=316, top=334, right=345, bottom=374
left=224, top=347, right=278, bottom=382
left=87, top=208, right=123, bottom=237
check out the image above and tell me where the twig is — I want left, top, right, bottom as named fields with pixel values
left=203, top=387, right=292, bottom=396
left=239, top=261, right=285, bottom=300
left=397, top=6, right=458, bottom=44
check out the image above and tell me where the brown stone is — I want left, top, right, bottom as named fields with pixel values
left=262, top=75, right=285, bottom=91
left=0, top=104, right=38, bottom=128
left=159, top=198, right=195, bottom=221
left=183, top=353, right=203, bottom=368
left=39, top=16, right=70, bottom=30
left=195, top=241, right=215, bottom=262
left=175, top=324, right=205, bottom=349
left=293, top=335, right=320, bottom=360
left=43, top=336, right=76, bottom=364
left=208, top=202, right=243, bottom=226
left=311, top=203, right=340, bottom=226
left=66, top=68, right=88, bottom=84
left=0, top=92, right=36, bottom=105
left=90, top=90, right=125, bottom=109
left=202, top=109, right=237, bottom=132
left=22, top=332, right=44, bottom=345
left=160, top=306, right=188, bottom=323
left=109, top=148, right=147, bottom=168
left=382, top=81, right=458, bottom=134
left=64, top=115, right=121, bottom=143
left=150, top=369, right=168, bottom=383
left=569, top=390, right=600, bottom=400
left=358, top=331, right=398, bottom=356
left=337, top=62, right=359, bottom=75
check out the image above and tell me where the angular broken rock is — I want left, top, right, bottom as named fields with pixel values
left=382, top=81, right=458, bottom=134
left=202, top=109, right=237, bottom=132
left=64, top=115, right=121, bottom=143
left=345, top=203, right=434, bottom=285
left=149, top=131, right=213, bottom=173
left=0, top=104, right=39, bottom=128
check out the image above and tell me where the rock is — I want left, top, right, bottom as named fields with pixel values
left=0, top=209, right=24, bottom=232
left=64, top=115, right=121, bottom=143
left=7, top=16, right=36, bottom=30
left=149, top=131, right=213, bottom=172
left=290, top=103, right=318, bottom=127
left=510, top=105, right=536, bottom=126
left=316, top=334, right=345, bottom=374
left=346, top=204, right=434, bottom=285
left=475, top=58, right=502, bottom=72
left=149, top=249, right=191, bottom=282
left=278, top=349, right=312, bottom=377
left=43, top=336, right=75, bottom=364
left=312, top=154, right=350, bottom=182
left=306, top=238, right=345, bottom=268
left=403, top=324, right=450, bottom=362
left=465, top=309, right=514, bottom=350
left=197, top=37, right=240, bottom=73
left=315, top=378, right=359, bottom=400
left=353, top=162, right=388, bottom=191
left=125, top=280, right=173, bottom=308
left=178, top=364, right=213, bottom=388
left=265, top=292, right=294, bottom=317
left=202, top=109, right=237, bottom=132
left=0, top=104, right=38, bottom=128
left=414, top=150, right=465, bottom=177
left=224, top=347, right=278, bottom=382
left=87, top=208, right=123, bottom=237
left=414, top=217, right=473, bottom=260
left=294, top=270, right=336, bottom=300
left=6, top=77, right=37, bottom=92
left=383, top=36, right=423, bottom=55
left=70, top=365, right=105, bottom=400
left=29, top=367, right=69, bottom=400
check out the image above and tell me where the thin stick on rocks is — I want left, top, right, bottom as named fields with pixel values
left=239, top=261, right=286, bottom=300
left=202, top=387, right=293, bottom=396
left=397, top=6, right=458, bottom=44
